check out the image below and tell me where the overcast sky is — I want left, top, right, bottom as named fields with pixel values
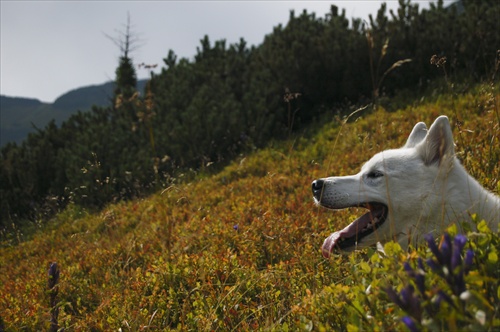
left=1, top=1, right=443, bottom=103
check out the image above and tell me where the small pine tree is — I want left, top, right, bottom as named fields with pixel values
left=115, top=55, right=137, bottom=101
left=104, top=12, right=141, bottom=101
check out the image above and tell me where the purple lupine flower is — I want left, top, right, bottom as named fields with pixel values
left=464, top=249, right=474, bottom=274
left=48, top=262, right=60, bottom=290
left=414, top=273, right=426, bottom=299
left=415, top=258, right=427, bottom=297
left=400, top=285, right=414, bottom=305
left=403, top=262, right=426, bottom=298
left=453, top=234, right=467, bottom=251
left=386, top=286, right=405, bottom=309
left=400, top=285, right=422, bottom=321
left=426, top=233, right=472, bottom=296
left=426, top=257, right=441, bottom=273
left=425, top=233, right=444, bottom=265
left=389, top=232, right=476, bottom=329
left=425, top=233, right=468, bottom=278
left=402, top=316, right=420, bottom=332
left=48, top=262, right=60, bottom=332
left=404, top=262, right=414, bottom=274
left=453, top=269, right=466, bottom=296
left=435, top=289, right=456, bottom=309
left=386, top=285, right=423, bottom=322
left=440, top=233, right=452, bottom=268
left=417, top=258, right=426, bottom=272
left=451, top=235, right=467, bottom=271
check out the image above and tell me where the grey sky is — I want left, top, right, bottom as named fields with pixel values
left=1, top=1, right=440, bottom=103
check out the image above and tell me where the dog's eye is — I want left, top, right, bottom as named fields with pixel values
left=367, top=171, right=384, bottom=179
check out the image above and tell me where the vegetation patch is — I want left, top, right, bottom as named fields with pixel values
left=0, top=85, right=498, bottom=330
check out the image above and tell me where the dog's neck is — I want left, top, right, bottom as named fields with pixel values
left=447, top=160, right=500, bottom=232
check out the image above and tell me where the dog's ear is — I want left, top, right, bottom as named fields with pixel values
left=416, top=116, right=455, bottom=166
left=404, top=122, right=427, bottom=148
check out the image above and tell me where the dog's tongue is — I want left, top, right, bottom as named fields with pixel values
left=322, top=213, right=372, bottom=258
left=322, top=232, right=344, bottom=258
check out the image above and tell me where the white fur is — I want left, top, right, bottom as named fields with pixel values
left=313, top=116, right=499, bottom=257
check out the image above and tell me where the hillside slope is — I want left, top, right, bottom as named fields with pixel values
left=1, top=85, right=498, bottom=330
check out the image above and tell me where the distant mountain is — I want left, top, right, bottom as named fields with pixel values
left=1, top=79, right=147, bottom=146
left=52, top=81, right=116, bottom=111
left=0, top=96, right=50, bottom=146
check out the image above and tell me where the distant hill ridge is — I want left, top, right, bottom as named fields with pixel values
left=1, top=79, right=147, bottom=146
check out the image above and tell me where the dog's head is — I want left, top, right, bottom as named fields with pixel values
left=313, top=116, right=456, bottom=258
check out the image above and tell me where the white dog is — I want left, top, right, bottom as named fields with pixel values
left=312, top=116, right=499, bottom=258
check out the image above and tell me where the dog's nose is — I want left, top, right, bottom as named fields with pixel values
left=312, top=179, right=324, bottom=198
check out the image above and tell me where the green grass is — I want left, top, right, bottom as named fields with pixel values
left=1, top=84, right=499, bottom=330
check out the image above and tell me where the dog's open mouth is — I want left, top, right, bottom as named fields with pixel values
left=322, top=203, right=388, bottom=258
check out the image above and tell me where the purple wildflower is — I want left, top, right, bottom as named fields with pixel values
left=414, top=273, right=426, bottom=299
left=386, top=286, right=405, bottom=309
left=426, top=257, right=441, bottom=273
left=48, top=262, right=60, bottom=290
left=435, top=289, right=456, bottom=309
left=454, top=270, right=466, bottom=295
left=404, top=262, right=414, bottom=275
left=388, top=232, right=477, bottom=329
left=440, top=233, right=452, bottom=269
left=401, top=285, right=422, bottom=320
left=464, top=249, right=474, bottom=274
left=403, top=262, right=426, bottom=298
left=426, top=232, right=472, bottom=296
left=451, top=235, right=467, bottom=271
left=425, top=233, right=444, bottom=265
left=48, top=262, right=60, bottom=332
left=417, top=258, right=426, bottom=272
left=386, top=285, right=422, bottom=321
left=402, top=316, right=420, bottom=332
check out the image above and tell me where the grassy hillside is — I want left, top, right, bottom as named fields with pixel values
left=1, top=85, right=499, bottom=330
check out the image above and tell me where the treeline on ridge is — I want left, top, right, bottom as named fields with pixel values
left=1, top=0, right=499, bottom=228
